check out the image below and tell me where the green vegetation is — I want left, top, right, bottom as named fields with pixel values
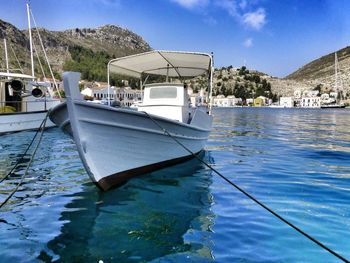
left=63, top=46, right=140, bottom=88
left=213, top=66, right=277, bottom=102
left=63, top=46, right=111, bottom=81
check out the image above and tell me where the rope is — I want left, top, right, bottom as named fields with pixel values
left=9, top=44, right=24, bottom=74
left=0, top=114, right=48, bottom=184
left=29, top=8, right=62, bottom=99
left=142, top=111, right=349, bottom=263
left=33, top=42, right=47, bottom=80
left=0, top=111, right=49, bottom=209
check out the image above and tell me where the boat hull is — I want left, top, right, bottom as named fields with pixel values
left=0, top=110, right=56, bottom=134
left=50, top=101, right=212, bottom=190
left=321, top=104, right=346, bottom=109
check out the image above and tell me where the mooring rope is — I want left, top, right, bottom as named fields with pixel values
left=0, top=114, right=48, bottom=184
left=0, top=112, right=49, bottom=209
left=142, top=111, right=349, bottom=263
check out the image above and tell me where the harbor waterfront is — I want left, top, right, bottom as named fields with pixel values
left=1, top=107, right=350, bottom=262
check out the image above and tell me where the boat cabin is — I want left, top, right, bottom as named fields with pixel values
left=0, top=73, right=56, bottom=113
left=139, top=83, right=191, bottom=122
left=107, top=50, right=214, bottom=122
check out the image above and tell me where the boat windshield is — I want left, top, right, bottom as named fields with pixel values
left=149, top=87, right=177, bottom=99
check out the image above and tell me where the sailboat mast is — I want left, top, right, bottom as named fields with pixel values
left=334, top=52, right=338, bottom=93
left=3, top=39, right=9, bottom=74
left=26, top=2, right=35, bottom=80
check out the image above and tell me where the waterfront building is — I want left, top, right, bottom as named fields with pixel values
left=81, top=87, right=93, bottom=98
left=189, top=88, right=208, bottom=107
left=116, top=87, right=142, bottom=107
left=213, top=95, right=242, bottom=107
left=253, top=96, right=267, bottom=107
left=301, top=97, right=321, bottom=108
left=280, top=97, right=294, bottom=108
left=80, top=82, right=142, bottom=107
left=246, top=98, right=254, bottom=106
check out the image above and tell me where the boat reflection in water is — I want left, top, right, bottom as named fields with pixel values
left=43, top=152, right=214, bottom=262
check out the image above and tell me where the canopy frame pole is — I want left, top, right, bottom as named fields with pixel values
left=107, top=61, right=111, bottom=106
left=209, top=52, right=214, bottom=115
left=166, top=64, right=169, bottom=82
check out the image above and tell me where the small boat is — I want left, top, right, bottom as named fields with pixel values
left=0, top=3, right=61, bottom=134
left=50, top=50, right=214, bottom=190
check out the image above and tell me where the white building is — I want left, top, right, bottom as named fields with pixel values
left=301, top=97, right=321, bottom=108
left=294, top=89, right=302, bottom=99
left=214, top=95, right=242, bottom=107
left=82, top=84, right=142, bottom=107
left=279, top=97, right=294, bottom=108
left=189, top=88, right=208, bottom=107
left=81, top=87, right=93, bottom=97
left=116, top=87, right=142, bottom=107
left=93, top=86, right=117, bottom=100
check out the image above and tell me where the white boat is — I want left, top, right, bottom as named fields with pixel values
left=0, top=3, right=61, bottom=134
left=49, top=50, right=214, bottom=190
left=0, top=73, right=61, bottom=133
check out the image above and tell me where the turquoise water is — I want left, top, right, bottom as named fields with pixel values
left=0, top=108, right=350, bottom=262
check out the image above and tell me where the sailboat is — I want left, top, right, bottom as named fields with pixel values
left=0, top=3, right=61, bottom=134
left=321, top=52, right=346, bottom=109
left=49, top=50, right=214, bottom=190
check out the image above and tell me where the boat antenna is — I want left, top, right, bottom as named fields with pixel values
left=26, top=1, right=35, bottom=80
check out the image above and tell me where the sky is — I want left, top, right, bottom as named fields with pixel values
left=0, top=0, right=350, bottom=77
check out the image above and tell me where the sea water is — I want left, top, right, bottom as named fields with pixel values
left=0, top=108, right=349, bottom=262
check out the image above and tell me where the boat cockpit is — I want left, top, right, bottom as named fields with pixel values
left=138, top=83, right=192, bottom=122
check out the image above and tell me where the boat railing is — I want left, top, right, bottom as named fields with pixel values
left=0, top=100, right=59, bottom=113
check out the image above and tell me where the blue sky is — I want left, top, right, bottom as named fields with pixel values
left=1, top=0, right=349, bottom=77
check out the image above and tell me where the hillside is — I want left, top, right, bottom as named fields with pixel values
left=284, top=46, right=350, bottom=96
left=287, top=46, right=350, bottom=81
left=187, top=66, right=278, bottom=101
left=0, top=19, right=151, bottom=80
left=1, top=18, right=349, bottom=98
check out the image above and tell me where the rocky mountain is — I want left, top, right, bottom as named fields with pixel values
left=271, top=46, right=350, bottom=97
left=1, top=18, right=349, bottom=98
left=0, top=19, right=151, bottom=78
left=287, top=46, right=350, bottom=82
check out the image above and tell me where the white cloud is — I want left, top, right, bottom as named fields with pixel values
left=215, top=1, right=267, bottom=30
left=242, top=8, right=266, bottom=30
left=243, top=38, right=253, bottom=48
left=215, top=0, right=239, bottom=17
left=171, top=0, right=267, bottom=30
left=171, top=0, right=209, bottom=9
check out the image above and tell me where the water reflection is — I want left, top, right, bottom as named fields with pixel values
left=42, top=153, right=214, bottom=262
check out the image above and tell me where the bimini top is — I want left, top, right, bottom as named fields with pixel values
left=108, top=50, right=212, bottom=78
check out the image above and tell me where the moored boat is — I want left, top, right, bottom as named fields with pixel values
left=0, top=72, right=61, bottom=134
left=0, top=3, right=61, bottom=134
left=50, top=50, right=214, bottom=190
